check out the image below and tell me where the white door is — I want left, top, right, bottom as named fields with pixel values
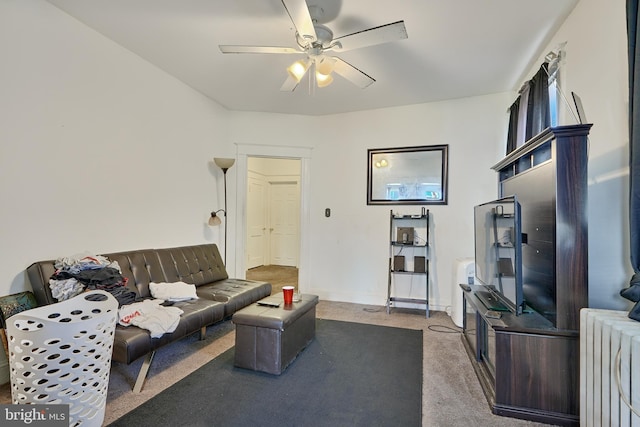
left=269, top=182, right=300, bottom=266
left=246, top=174, right=267, bottom=269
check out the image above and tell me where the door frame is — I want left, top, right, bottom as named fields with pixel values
left=235, top=144, right=312, bottom=292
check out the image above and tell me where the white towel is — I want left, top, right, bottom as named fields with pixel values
left=149, top=281, right=198, bottom=302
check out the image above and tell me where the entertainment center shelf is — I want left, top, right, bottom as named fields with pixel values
left=462, top=285, right=579, bottom=425
left=462, top=124, right=591, bottom=426
left=465, top=286, right=557, bottom=332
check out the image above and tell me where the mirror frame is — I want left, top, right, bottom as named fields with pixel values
left=367, top=144, right=449, bottom=205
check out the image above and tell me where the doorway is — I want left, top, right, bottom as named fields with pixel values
left=245, top=157, right=301, bottom=295
left=235, top=144, right=312, bottom=295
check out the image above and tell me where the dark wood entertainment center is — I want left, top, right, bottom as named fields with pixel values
left=462, top=124, right=591, bottom=426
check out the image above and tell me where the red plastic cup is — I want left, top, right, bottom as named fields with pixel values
left=283, top=286, right=295, bottom=304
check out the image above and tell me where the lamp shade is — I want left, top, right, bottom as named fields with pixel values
left=316, top=57, right=336, bottom=76
left=316, top=57, right=336, bottom=88
left=287, top=59, right=310, bottom=82
left=214, top=158, right=235, bottom=170
left=208, top=211, right=223, bottom=226
left=316, top=72, right=333, bottom=87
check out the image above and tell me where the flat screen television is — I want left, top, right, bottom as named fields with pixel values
left=502, top=162, right=557, bottom=325
left=473, top=195, right=525, bottom=315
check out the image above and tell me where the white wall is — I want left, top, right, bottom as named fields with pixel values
left=0, top=0, right=235, bottom=297
left=315, top=97, right=511, bottom=309
left=248, top=157, right=301, bottom=176
left=0, top=0, right=631, bottom=381
left=230, top=94, right=511, bottom=310
left=227, top=0, right=632, bottom=312
left=524, top=0, right=630, bottom=309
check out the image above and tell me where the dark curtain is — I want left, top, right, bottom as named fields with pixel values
left=506, top=97, right=520, bottom=154
left=505, top=65, right=549, bottom=156
left=525, top=64, right=550, bottom=141
left=620, top=0, right=640, bottom=318
left=629, top=0, right=640, bottom=274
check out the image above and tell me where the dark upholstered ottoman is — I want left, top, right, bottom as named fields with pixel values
left=232, top=294, right=318, bottom=375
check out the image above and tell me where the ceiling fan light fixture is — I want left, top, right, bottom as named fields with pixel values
left=222, top=1, right=408, bottom=93
left=316, top=57, right=336, bottom=75
left=316, top=72, right=334, bottom=87
left=315, top=57, right=336, bottom=88
left=287, top=59, right=310, bottom=82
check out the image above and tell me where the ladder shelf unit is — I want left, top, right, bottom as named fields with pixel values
left=386, top=209, right=430, bottom=317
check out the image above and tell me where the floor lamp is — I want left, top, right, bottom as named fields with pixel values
left=209, top=157, right=235, bottom=265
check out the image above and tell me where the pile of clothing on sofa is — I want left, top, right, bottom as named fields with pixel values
left=49, top=253, right=200, bottom=337
left=49, top=253, right=139, bottom=306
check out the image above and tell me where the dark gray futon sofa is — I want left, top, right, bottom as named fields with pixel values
left=26, top=243, right=271, bottom=392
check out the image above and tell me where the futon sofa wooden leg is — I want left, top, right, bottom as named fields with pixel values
left=200, top=326, right=206, bottom=340
left=133, top=351, right=155, bottom=393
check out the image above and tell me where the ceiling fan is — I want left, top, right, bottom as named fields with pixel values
left=219, top=0, right=408, bottom=91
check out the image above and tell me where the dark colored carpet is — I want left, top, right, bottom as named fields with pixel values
left=108, top=319, right=423, bottom=427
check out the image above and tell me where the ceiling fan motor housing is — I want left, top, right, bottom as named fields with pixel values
left=312, top=24, right=333, bottom=48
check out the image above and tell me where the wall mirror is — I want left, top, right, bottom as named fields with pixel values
left=367, top=145, right=449, bottom=205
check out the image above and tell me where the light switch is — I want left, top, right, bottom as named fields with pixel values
left=325, top=208, right=331, bottom=217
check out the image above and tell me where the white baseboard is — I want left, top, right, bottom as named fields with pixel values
left=305, top=287, right=448, bottom=313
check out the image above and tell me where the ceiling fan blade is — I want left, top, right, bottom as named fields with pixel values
left=280, top=75, right=299, bottom=92
left=333, top=21, right=408, bottom=52
left=219, top=45, right=300, bottom=54
left=333, top=58, right=375, bottom=89
left=281, top=0, right=317, bottom=45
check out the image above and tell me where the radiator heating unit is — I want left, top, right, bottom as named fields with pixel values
left=581, top=308, right=640, bottom=426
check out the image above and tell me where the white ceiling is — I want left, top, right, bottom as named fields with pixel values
left=46, top=0, right=578, bottom=116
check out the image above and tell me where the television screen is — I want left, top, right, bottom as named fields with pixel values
left=474, top=195, right=524, bottom=315
left=502, top=163, right=556, bottom=324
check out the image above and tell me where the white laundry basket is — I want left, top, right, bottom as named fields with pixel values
left=6, top=290, right=118, bottom=427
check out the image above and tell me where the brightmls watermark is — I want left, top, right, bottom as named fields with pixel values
left=0, top=404, right=68, bottom=426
